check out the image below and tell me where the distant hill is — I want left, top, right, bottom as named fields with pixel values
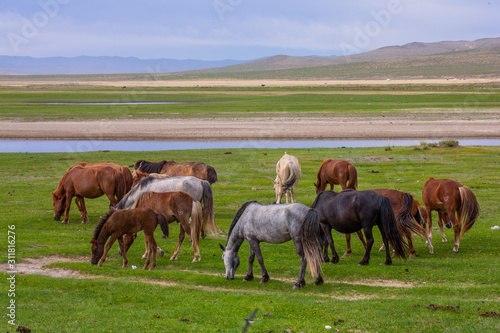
left=0, top=55, right=248, bottom=75
left=193, top=37, right=500, bottom=74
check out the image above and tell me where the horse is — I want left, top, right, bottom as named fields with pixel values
left=73, top=162, right=133, bottom=189
left=311, top=190, right=408, bottom=266
left=314, top=159, right=357, bottom=194
left=133, top=159, right=218, bottom=184
left=114, top=176, right=218, bottom=238
left=272, top=152, right=301, bottom=204
left=220, top=201, right=324, bottom=289
left=364, top=189, right=431, bottom=258
left=90, top=207, right=169, bottom=269
left=52, top=163, right=130, bottom=224
left=132, top=191, right=203, bottom=263
left=422, top=177, right=480, bottom=253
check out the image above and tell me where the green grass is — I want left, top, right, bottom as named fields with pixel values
left=0, top=87, right=499, bottom=120
left=1, top=145, right=500, bottom=332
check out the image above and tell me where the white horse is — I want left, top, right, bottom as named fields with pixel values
left=272, top=152, right=301, bottom=203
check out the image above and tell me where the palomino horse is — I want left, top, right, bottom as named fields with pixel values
left=220, top=201, right=324, bottom=289
left=133, top=159, right=218, bottom=184
left=115, top=176, right=218, bottom=237
left=311, top=190, right=408, bottom=266
left=314, top=159, right=364, bottom=256
left=90, top=207, right=169, bottom=269
left=422, top=177, right=480, bottom=253
left=272, top=152, right=301, bottom=204
left=132, top=191, right=203, bottom=263
left=52, top=163, right=130, bottom=224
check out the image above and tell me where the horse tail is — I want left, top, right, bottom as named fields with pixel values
left=91, top=208, right=115, bottom=242
left=156, top=212, right=169, bottom=239
left=190, top=199, right=203, bottom=247
left=379, top=196, right=408, bottom=260
left=114, top=171, right=128, bottom=202
left=314, top=161, right=327, bottom=192
left=396, top=193, right=426, bottom=238
left=121, top=166, right=133, bottom=192
left=299, top=209, right=324, bottom=279
left=207, top=166, right=218, bottom=184
left=459, top=186, right=480, bottom=235
left=347, top=164, right=358, bottom=190
left=201, top=181, right=219, bottom=236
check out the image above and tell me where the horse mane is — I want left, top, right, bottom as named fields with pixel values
left=226, top=201, right=257, bottom=244
left=132, top=191, right=154, bottom=209
left=137, top=176, right=159, bottom=189
left=92, top=208, right=116, bottom=241
left=134, top=160, right=167, bottom=173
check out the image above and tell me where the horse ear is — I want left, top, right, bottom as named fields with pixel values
left=219, top=244, right=225, bottom=251
left=271, top=180, right=276, bottom=184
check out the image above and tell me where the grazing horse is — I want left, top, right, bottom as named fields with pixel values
left=422, top=177, right=479, bottom=253
left=314, top=159, right=357, bottom=193
left=366, top=189, right=431, bottom=257
left=311, top=190, right=408, bottom=266
left=133, top=159, right=218, bottom=184
left=220, top=201, right=324, bottom=289
left=52, top=163, right=130, bottom=224
left=272, top=152, right=301, bottom=204
left=115, top=176, right=218, bottom=237
left=90, top=207, right=169, bottom=269
left=132, top=191, right=203, bottom=263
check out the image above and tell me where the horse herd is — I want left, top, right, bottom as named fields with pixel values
left=51, top=153, right=480, bottom=288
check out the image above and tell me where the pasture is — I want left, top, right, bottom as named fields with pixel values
left=2, top=144, right=500, bottom=332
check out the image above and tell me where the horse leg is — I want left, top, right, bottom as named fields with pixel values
left=62, top=194, right=73, bottom=224
left=290, top=187, right=296, bottom=204
left=292, top=239, right=307, bottom=289
left=149, top=236, right=157, bottom=270
left=437, top=212, right=449, bottom=242
left=343, top=234, right=352, bottom=257
left=449, top=211, right=461, bottom=253
left=170, top=227, right=185, bottom=261
left=248, top=240, right=269, bottom=284
left=358, top=228, right=374, bottom=266
left=323, top=227, right=339, bottom=264
left=144, top=234, right=157, bottom=270
left=75, top=196, right=89, bottom=224
left=243, top=248, right=255, bottom=282
left=98, top=235, right=118, bottom=267
left=407, top=232, right=417, bottom=259
left=117, top=236, right=128, bottom=268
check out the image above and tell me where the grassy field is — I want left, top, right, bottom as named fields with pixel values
left=1, top=144, right=500, bottom=332
left=0, top=86, right=499, bottom=120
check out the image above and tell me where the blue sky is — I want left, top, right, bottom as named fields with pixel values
left=0, top=0, right=498, bottom=60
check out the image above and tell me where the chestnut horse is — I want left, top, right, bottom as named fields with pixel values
left=133, top=159, right=218, bottom=184
left=422, top=177, right=480, bottom=253
left=90, top=207, right=169, bottom=269
left=132, top=191, right=203, bottom=263
left=53, top=163, right=130, bottom=224
left=132, top=170, right=169, bottom=187
left=314, top=159, right=363, bottom=256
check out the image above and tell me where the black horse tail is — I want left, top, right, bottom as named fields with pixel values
left=207, top=166, right=218, bottom=184
left=379, top=197, right=408, bottom=260
left=156, top=212, right=169, bottom=239
left=396, top=193, right=427, bottom=238
left=300, top=209, right=324, bottom=279
left=201, top=181, right=219, bottom=236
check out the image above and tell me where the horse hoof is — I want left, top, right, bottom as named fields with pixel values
left=259, top=278, right=269, bottom=284
left=243, top=275, right=254, bottom=282
left=191, top=258, right=200, bottom=263
left=61, top=221, right=68, bottom=225
left=170, top=257, right=178, bottom=261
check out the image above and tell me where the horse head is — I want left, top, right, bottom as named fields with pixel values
left=89, top=238, right=103, bottom=265
left=219, top=244, right=239, bottom=280
left=52, top=192, right=65, bottom=221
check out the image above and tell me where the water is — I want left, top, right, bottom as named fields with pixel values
left=43, top=102, right=183, bottom=105
left=1, top=139, right=499, bottom=153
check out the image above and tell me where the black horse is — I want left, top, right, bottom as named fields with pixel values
left=311, top=190, right=408, bottom=266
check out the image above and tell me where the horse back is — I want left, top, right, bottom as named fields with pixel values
left=423, top=177, right=462, bottom=211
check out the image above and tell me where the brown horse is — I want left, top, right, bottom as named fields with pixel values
left=314, top=159, right=362, bottom=256
left=132, top=191, right=203, bottom=263
left=368, top=189, right=431, bottom=257
left=314, top=159, right=358, bottom=193
left=90, top=207, right=169, bottom=269
left=132, top=170, right=170, bottom=187
left=52, top=163, right=130, bottom=224
left=133, top=159, right=218, bottom=184
left=422, top=177, right=480, bottom=253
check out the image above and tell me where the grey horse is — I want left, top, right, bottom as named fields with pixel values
left=114, top=175, right=218, bottom=237
left=220, top=201, right=324, bottom=289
